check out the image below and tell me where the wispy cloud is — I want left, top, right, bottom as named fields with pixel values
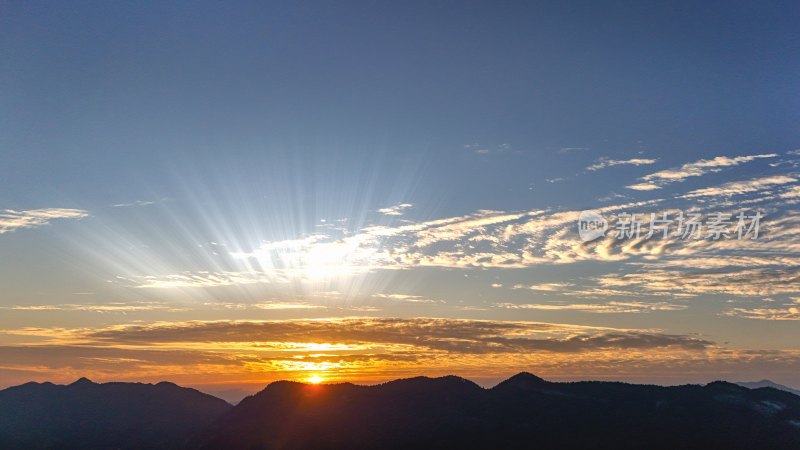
left=111, top=200, right=156, bottom=208
left=587, top=158, right=657, bottom=171
left=626, top=154, right=777, bottom=191
left=512, top=282, right=574, bottom=292
left=204, top=301, right=326, bottom=310
left=377, top=203, right=413, bottom=216
left=597, top=268, right=800, bottom=298
left=725, top=306, right=800, bottom=321
left=371, top=293, right=443, bottom=304
left=0, top=301, right=186, bottom=313
left=681, top=175, right=796, bottom=198
left=780, top=185, right=800, bottom=199
left=625, top=182, right=662, bottom=191
left=465, top=143, right=511, bottom=155
left=494, top=301, right=687, bottom=314
left=119, top=272, right=277, bottom=289
left=0, top=208, right=89, bottom=234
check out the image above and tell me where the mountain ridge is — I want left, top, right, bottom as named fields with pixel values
left=2, top=373, right=799, bottom=449
left=736, top=379, right=800, bottom=397
left=0, top=377, right=232, bottom=450
left=194, top=374, right=800, bottom=450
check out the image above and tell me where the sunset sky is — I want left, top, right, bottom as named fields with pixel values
left=1, top=1, right=799, bottom=394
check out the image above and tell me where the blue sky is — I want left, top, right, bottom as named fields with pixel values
left=1, top=1, right=800, bottom=389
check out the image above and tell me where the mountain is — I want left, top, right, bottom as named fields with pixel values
left=195, top=373, right=800, bottom=450
left=2, top=374, right=799, bottom=449
left=737, top=379, right=800, bottom=397
left=0, top=378, right=232, bottom=450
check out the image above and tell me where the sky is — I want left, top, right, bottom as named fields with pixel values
left=1, top=1, right=800, bottom=394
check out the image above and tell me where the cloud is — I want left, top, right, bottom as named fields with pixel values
left=681, top=175, right=797, bottom=198
left=371, top=294, right=443, bottom=304
left=625, top=183, right=661, bottom=191
left=119, top=272, right=277, bottom=289
left=0, top=302, right=186, bottom=313
left=627, top=182, right=663, bottom=191
left=494, top=301, right=687, bottom=314
left=123, top=201, right=800, bottom=292
left=597, top=268, right=800, bottom=298
left=725, top=306, right=800, bottom=321
left=626, top=154, right=777, bottom=190
left=636, top=255, right=800, bottom=270
left=10, top=317, right=711, bottom=354
left=512, top=282, right=574, bottom=292
left=377, top=203, right=413, bottom=216
left=109, top=182, right=800, bottom=323
left=587, top=158, right=657, bottom=171
left=779, top=185, right=800, bottom=199
left=0, top=208, right=89, bottom=234
left=111, top=200, right=156, bottom=208
left=204, top=302, right=326, bottom=310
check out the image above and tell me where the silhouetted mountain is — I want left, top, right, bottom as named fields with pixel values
left=0, top=378, right=231, bottom=450
left=195, top=373, right=800, bottom=450
left=2, top=374, right=799, bottom=449
left=737, top=379, right=800, bottom=397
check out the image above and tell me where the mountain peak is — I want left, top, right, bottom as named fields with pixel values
left=508, top=372, right=545, bottom=382
left=735, top=379, right=800, bottom=396
left=437, top=374, right=474, bottom=383
left=379, top=375, right=482, bottom=392
left=70, top=377, right=95, bottom=386
left=491, top=372, right=547, bottom=392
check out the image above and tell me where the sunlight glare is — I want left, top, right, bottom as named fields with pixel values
left=307, top=374, right=325, bottom=384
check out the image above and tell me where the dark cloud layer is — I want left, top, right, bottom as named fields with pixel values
left=86, top=318, right=711, bottom=354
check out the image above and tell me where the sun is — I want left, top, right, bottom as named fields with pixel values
left=307, top=374, right=325, bottom=384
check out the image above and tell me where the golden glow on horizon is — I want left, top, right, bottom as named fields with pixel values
left=307, top=374, right=324, bottom=384
left=2, top=316, right=800, bottom=390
